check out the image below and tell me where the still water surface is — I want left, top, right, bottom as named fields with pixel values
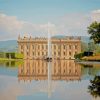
left=0, top=60, right=100, bottom=100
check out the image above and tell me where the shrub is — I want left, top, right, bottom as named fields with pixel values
left=5, top=52, right=15, bottom=59
left=15, top=53, right=24, bottom=59
left=0, top=52, right=5, bottom=58
left=74, top=52, right=84, bottom=59
left=84, top=52, right=93, bottom=56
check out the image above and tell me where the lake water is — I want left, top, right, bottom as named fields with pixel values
left=0, top=60, right=100, bottom=100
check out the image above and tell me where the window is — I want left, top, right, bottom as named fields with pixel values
left=51, top=45, right=53, bottom=49
left=38, top=52, right=40, bottom=56
left=42, top=52, right=44, bottom=55
left=63, top=69, right=65, bottom=73
left=54, top=52, right=56, bottom=56
left=58, top=52, right=60, bottom=56
left=33, top=52, right=34, bottom=56
left=75, top=45, right=77, bottom=49
left=63, top=45, right=66, bottom=49
left=27, top=45, right=28, bottom=49
left=63, top=52, right=65, bottom=55
left=75, top=51, right=77, bottom=54
left=69, top=45, right=71, bottom=49
left=21, top=51, right=23, bottom=54
left=58, top=45, right=60, bottom=49
left=27, top=44, right=29, bottom=49
left=21, top=45, right=23, bottom=49
left=69, top=52, right=71, bottom=56
left=54, top=45, right=56, bottom=49
left=27, top=52, right=28, bottom=55
left=42, top=45, right=44, bottom=49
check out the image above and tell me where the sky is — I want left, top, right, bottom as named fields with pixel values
left=0, top=0, right=100, bottom=40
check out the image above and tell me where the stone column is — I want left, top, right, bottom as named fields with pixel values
left=24, top=43, right=27, bottom=59
left=72, top=44, right=75, bottom=59
left=30, top=43, right=33, bottom=59
left=77, top=42, right=81, bottom=53
left=60, top=45, right=62, bottom=59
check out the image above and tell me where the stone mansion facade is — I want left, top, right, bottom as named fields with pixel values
left=17, top=35, right=81, bottom=59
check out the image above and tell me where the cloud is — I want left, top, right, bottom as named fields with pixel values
left=56, top=13, right=90, bottom=36
left=91, top=9, right=100, bottom=22
left=0, top=13, right=56, bottom=40
left=0, top=13, right=23, bottom=40
left=56, top=9, right=100, bottom=36
left=0, top=9, right=100, bottom=40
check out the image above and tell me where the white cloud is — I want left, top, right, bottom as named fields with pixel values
left=0, top=9, right=100, bottom=40
left=55, top=9, right=100, bottom=36
left=0, top=13, right=56, bottom=40
left=0, top=13, right=23, bottom=31
left=0, top=13, right=23, bottom=40
left=56, top=13, right=90, bottom=36
left=91, top=9, right=100, bottom=22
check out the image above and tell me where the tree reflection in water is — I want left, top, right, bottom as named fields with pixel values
left=88, top=75, right=100, bottom=98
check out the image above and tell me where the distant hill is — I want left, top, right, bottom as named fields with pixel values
left=0, top=36, right=91, bottom=52
left=81, top=36, right=92, bottom=43
left=0, top=40, right=17, bottom=52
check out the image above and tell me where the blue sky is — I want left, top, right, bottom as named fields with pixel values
left=0, top=0, right=100, bottom=40
left=0, top=0, right=100, bottom=23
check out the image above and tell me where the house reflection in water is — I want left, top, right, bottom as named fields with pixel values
left=18, top=60, right=81, bottom=81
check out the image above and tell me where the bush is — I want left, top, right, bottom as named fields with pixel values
left=5, top=52, right=15, bottom=59
left=15, top=53, right=24, bottom=59
left=0, top=52, right=23, bottom=59
left=84, top=52, right=93, bottom=56
left=74, top=52, right=84, bottom=59
left=0, top=52, right=5, bottom=58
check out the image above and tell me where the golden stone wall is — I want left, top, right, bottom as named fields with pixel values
left=17, top=36, right=81, bottom=59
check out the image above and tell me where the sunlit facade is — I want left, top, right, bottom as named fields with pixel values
left=17, top=36, right=81, bottom=59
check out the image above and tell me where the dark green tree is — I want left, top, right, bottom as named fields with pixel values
left=88, top=21, right=100, bottom=44
left=88, top=76, right=100, bottom=98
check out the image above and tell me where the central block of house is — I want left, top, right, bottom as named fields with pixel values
left=17, top=36, right=81, bottom=59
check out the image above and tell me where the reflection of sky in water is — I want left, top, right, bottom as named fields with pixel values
left=0, top=67, right=17, bottom=76
left=0, top=60, right=100, bottom=100
left=0, top=75, right=91, bottom=100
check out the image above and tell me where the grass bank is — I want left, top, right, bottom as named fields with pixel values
left=0, top=58, right=23, bottom=61
left=82, top=55, right=100, bottom=61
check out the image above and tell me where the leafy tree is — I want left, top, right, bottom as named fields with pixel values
left=88, top=21, right=100, bottom=44
left=81, top=42, right=88, bottom=52
left=74, top=52, right=84, bottom=59
left=88, top=76, right=100, bottom=98
left=88, top=42, right=96, bottom=52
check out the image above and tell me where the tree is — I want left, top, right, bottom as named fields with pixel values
left=88, top=42, right=96, bottom=52
left=88, top=21, right=100, bottom=44
left=88, top=76, right=100, bottom=98
left=81, top=42, right=88, bottom=52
